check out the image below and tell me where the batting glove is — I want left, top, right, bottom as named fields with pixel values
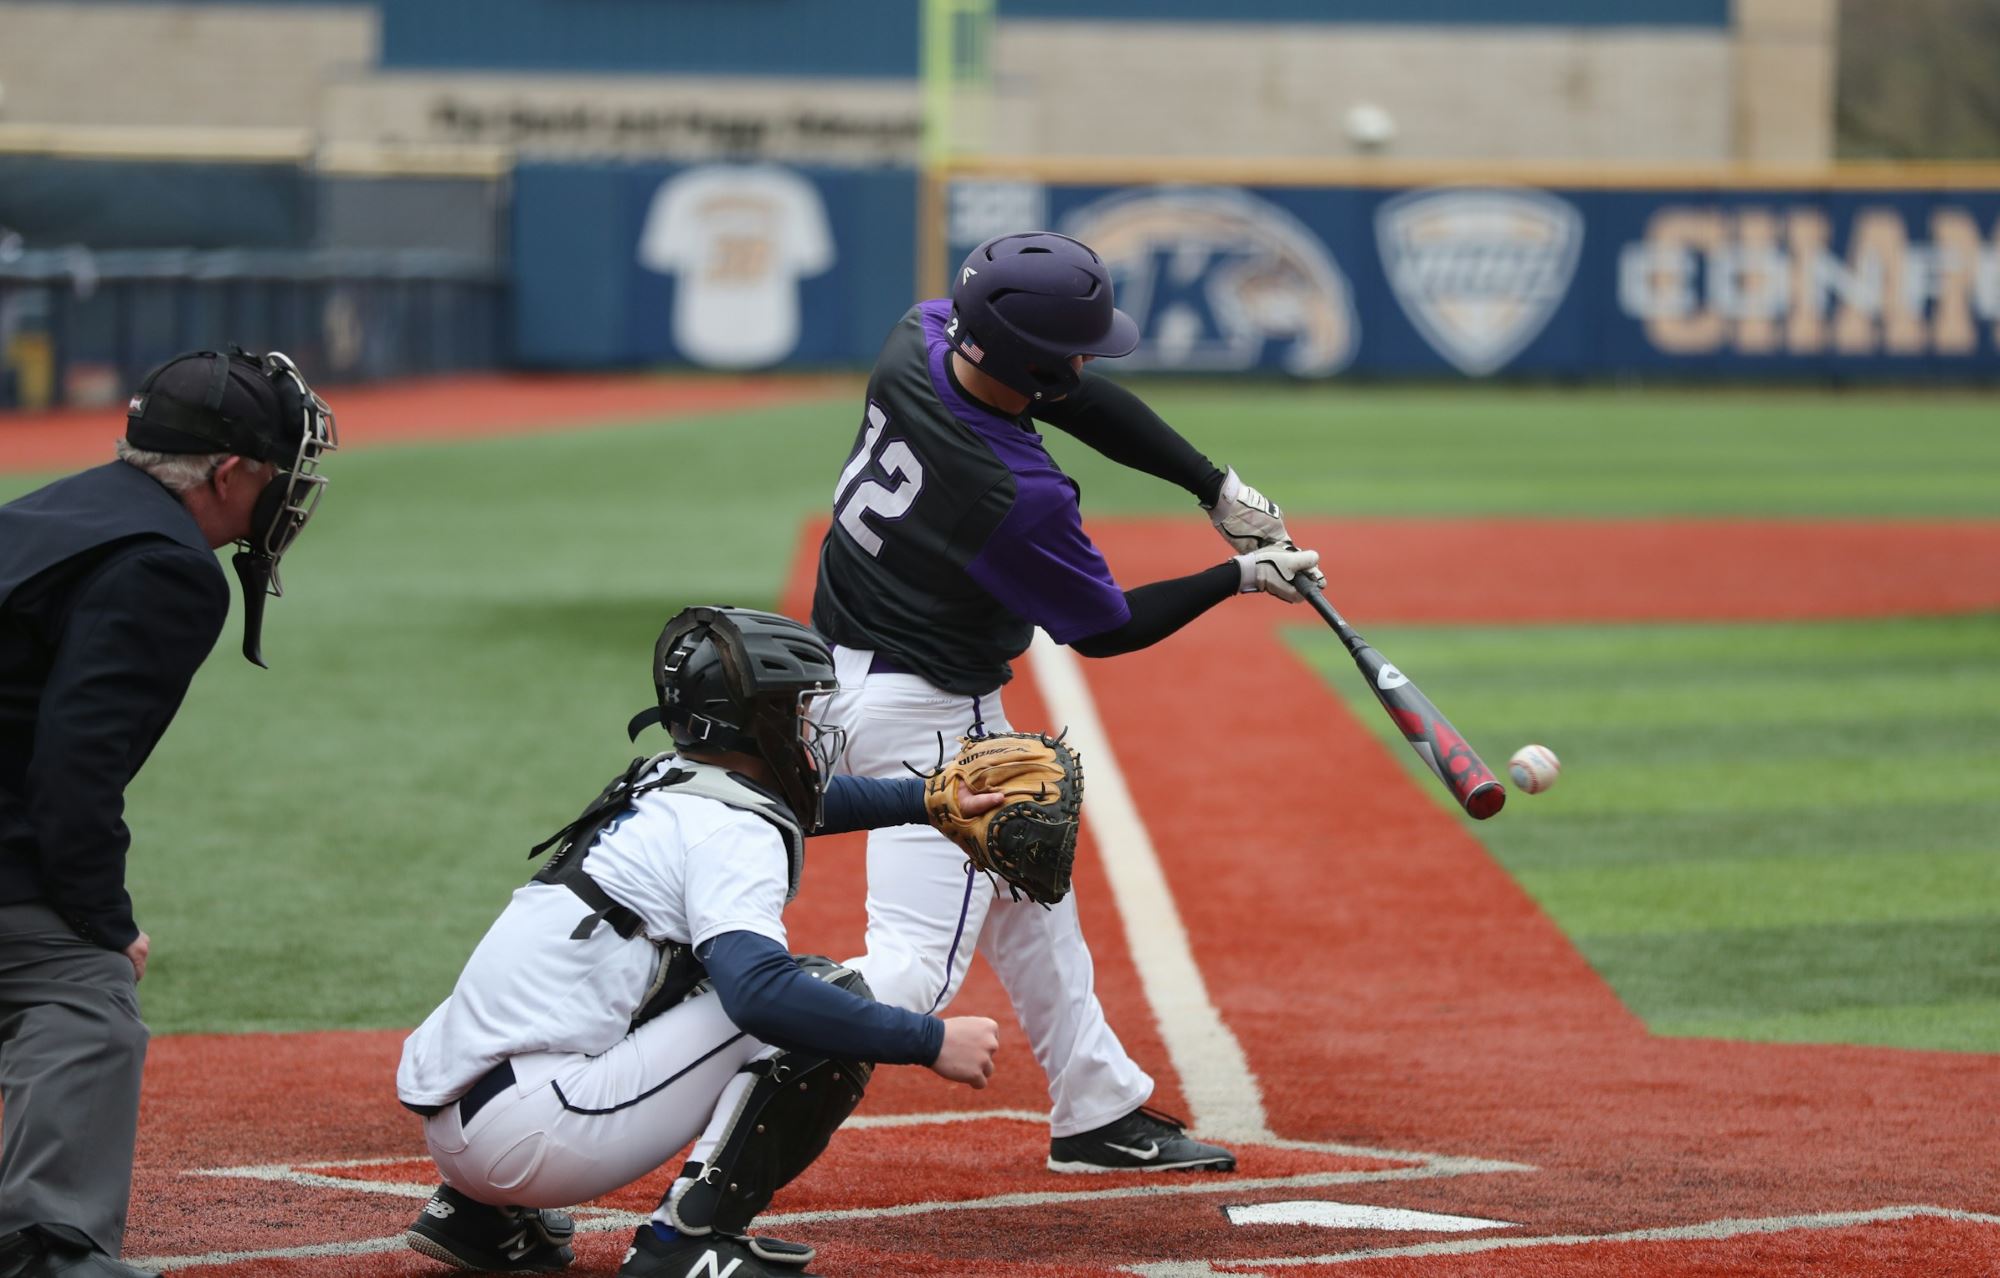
left=1204, top=467, right=1293, bottom=554
left=1235, top=545, right=1321, bottom=604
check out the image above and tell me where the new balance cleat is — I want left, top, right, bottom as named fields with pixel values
left=406, top=1184, right=576, bottom=1273
left=617, top=1227, right=818, bottom=1278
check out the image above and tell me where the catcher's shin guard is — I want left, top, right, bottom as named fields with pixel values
left=668, top=960, right=875, bottom=1236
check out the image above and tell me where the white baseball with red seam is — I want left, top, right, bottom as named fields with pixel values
left=1508, top=744, right=1561, bottom=795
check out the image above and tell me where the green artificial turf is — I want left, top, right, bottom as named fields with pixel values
left=1042, top=383, right=2000, bottom=518
left=0, top=401, right=868, bottom=1032
left=1290, top=613, right=2000, bottom=1053
left=1, top=383, right=1994, bottom=1035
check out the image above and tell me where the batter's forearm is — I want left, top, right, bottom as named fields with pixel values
left=1035, top=373, right=1226, bottom=504
left=1069, top=561, right=1238, bottom=658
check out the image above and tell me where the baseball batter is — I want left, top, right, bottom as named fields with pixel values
left=396, top=607, right=1003, bottom=1278
left=811, top=231, right=1319, bottom=1173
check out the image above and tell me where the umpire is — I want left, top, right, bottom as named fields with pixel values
left=0, top=349, right=336, bottom=1278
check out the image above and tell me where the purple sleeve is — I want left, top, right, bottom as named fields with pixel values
left=964, top=478, right=1131, bottom=644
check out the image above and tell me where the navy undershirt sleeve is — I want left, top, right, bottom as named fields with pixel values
left=1070, top=561, right=1239, bottom=658
left=698, top=930, right=945, bottom=1065
left=818, top=774, right=925, bottom=836
left=1033, top=372, right=1227, bottom=505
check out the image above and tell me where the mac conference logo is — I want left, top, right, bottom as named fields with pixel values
left=1062, top=187, right=1358, bottom=376
left=1377, top=187, right=1583, bottom=376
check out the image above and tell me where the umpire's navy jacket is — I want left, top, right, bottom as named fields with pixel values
left=0, top=462, right=228, bottom=950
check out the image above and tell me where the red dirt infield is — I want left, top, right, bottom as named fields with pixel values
left=0, top=373, right=853, bottom=474
left=8, top=380, right=1995, bottom=1274
left=107, top=510, right=2000, bottom=1277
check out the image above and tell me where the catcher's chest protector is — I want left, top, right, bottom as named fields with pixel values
left=527, top=755, right=807, bottom=1028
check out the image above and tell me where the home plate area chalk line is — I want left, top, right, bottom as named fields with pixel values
left=148, top=1112, right=1531, bottom=1271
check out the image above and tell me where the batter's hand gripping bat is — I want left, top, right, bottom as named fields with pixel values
left=1297, top=577, right=1506, bottom=820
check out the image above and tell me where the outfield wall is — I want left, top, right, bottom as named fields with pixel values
left=955, top=173, right=2000, bottom=379
left=1, top=1, right=1828, bottom=167
left=0, top=149, right=508, bottom=407
left=508, top=162, right=2000, bottom=380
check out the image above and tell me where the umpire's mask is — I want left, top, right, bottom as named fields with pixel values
left=125, top=348, right=339, bottom=666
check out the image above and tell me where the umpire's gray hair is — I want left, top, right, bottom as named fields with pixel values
left=115, top=438, right=267, bottom=493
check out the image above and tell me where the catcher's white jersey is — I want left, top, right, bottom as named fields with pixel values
left=396, top=763, right=790, bottom=1109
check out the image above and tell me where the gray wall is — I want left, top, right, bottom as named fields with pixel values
left=0, top=1, right=1836, bottom=166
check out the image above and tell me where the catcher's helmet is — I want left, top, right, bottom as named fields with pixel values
left=946, top=232, right=1140, bottom=402
left=124, top=347, right=338, bottom=667
left=628, top=607, right=844, bottom=828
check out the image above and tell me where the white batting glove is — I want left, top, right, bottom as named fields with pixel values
left=1204, top=467, right=1293, bottom=554
left=1234, top=545, right=1321, bottom=604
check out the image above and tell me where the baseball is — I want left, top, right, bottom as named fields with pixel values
left=1508, top=744, right=1561, bottom=795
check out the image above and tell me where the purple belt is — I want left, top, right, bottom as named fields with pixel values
left=868, top=652, right=911, bottom=676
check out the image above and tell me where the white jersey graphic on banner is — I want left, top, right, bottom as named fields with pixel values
left=638, top=165, right=834, bottom=368
left=1377, top=186, right=1584, bottom=377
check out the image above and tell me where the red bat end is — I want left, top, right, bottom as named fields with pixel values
left=1464, top=781, right=1507, bottom=820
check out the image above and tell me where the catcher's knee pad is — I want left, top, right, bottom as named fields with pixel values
left=669, top=958, right=875, bottom=1236
left=793, top=953, right=872, bottom=1000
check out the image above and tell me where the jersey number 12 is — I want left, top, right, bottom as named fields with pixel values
left=832, top=402, right=924, bottom=557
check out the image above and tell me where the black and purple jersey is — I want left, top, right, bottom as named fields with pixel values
left=811, top=300, right=1132, bottom=694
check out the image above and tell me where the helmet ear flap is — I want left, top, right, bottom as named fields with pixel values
left=947, top=232, right=1137, bottom=401
left=652, top=609, right=704, bottom=705
left=649, top=609, right=762, bottom=753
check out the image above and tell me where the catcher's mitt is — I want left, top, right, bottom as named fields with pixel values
left=922, top=731, right=1084, bottom=906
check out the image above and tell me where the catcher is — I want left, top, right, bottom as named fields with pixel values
left=395, top=606, right=1079, bottom=1278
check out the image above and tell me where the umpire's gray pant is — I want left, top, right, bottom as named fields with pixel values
left=0, top=901, right=149, bottom=1255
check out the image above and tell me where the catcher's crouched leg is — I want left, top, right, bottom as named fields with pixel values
left=665, top=958, right=876, bottom=1258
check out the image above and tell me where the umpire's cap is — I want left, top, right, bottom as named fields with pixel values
left=125, top=349, right=295, bottom=464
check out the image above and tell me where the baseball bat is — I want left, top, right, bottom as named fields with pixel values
left=1297, top=577, right=1506, bottom=820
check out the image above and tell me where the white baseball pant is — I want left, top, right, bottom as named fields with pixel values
left=422, top=992, right=776, bottom=1209
left=822, top=645, right=1151, bottom=1138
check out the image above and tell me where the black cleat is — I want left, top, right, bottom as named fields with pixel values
left=406, top=1184, right=576, bottom=1273
left=730, top=1234, right=814, bottom=1269
left=1047, top=1106, right=1237, bottom=1174
left=617, top=1227, right=819, bottom=1278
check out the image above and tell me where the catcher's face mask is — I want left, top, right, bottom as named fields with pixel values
left=752, top=686, right=845, bottom=831
left=632, top=607, right=844, bottom=828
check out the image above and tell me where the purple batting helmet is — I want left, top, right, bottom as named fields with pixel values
left=947, top=232, right=1140, bottom=401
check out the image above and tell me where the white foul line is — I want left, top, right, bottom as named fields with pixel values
left=1028, top=634, right=1274, bottom=1144
left=1122, top=1204, right=2000, bottom=1275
